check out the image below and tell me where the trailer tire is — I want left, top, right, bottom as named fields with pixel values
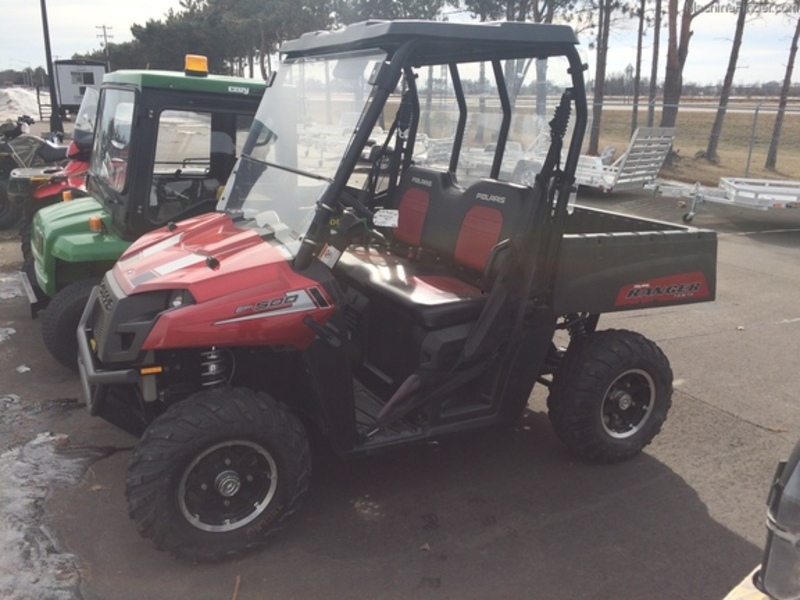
left=547, top=329, right=672, bottom=463
left=41, top=278, right=99, bottom=372
left=126, top=388, right=311, bottom=562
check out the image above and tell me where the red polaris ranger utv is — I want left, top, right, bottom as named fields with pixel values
left=77, top=20, right=718, bottom=561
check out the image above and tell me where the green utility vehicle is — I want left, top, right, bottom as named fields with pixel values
left=24, top=56, right=265, bottom=370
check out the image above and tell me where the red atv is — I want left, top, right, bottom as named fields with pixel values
left=77, top=20, right=718, bottom=562
left=0, top=115, right=69, bottom=228
left=9, top=87, right=96, bottom=267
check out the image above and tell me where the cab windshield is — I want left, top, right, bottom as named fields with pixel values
left=90, top=88, right=134, bottom=194
left=218, top=50, right=387, bottom=252
left=73, top=87, right=99, bottom=149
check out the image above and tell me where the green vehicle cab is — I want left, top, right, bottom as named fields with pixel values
left=24, top=55, right=265, bottom=371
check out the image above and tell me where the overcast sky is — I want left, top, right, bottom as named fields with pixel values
left=2, top=1, right=799, bottom=85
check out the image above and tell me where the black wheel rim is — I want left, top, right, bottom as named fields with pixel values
left=600, top=369, right=655, bottom=439
left=178, top=440, right=278, bottom=533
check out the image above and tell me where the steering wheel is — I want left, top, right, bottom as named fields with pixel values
left=339, top=188, right=373, bottom=221
left=156, top=179, right=194, bottom=208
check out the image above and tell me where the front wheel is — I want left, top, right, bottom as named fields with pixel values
left=41, top=278, right=99, bottom=371
left=126, top=388, right=311, bottom=562
left=547, top=329, right=673, bottom=463
left=0, top=182, right=22, bottom=229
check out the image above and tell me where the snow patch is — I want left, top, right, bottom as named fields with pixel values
left=0, top=433, right=90, bottom=600
left=0, top=328, right=16, bottom=343
left=0, top=88, right=40, bottom=123
left=0, top=274, right=24, bottom=300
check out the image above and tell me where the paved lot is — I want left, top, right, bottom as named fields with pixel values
left=0, top=186, right=798, bottom=600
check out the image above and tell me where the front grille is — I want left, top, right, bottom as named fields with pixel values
left=90, top=275, right=167, bottom=364
left=91, top=299, right=109, bottom=345
left=98, top=279, right=115, bottom=312
left=91, top=277, right=117, bottom=353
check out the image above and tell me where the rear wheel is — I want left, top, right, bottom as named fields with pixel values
left=547, top=329, right=673, bottom=463
left=126, top=388, right=311, bottom=562
left=41, top=278, right=99, bottom=371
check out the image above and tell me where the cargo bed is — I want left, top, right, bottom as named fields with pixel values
left=553, top=205, right=717, bottom=314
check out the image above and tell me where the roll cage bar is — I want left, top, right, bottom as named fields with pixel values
left=309, top=29, right=584, bottom=193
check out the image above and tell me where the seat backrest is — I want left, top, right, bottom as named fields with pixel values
left=391, top=166, right=460, bottom=247
left=389, top=166, right=529, bottom=276
left=450, top=180, right=528, bottom=272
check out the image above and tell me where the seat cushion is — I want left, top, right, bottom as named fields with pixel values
left=336, top=248, right=488, bottom=329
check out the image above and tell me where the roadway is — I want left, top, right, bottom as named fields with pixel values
left=0, top=187, right=798, bottom=599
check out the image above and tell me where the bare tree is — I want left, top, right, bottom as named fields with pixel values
left=660, top=0, right=718, bottom=127
left=704, top=0, right=748, bottom=162
left=631, top=0, right=646, bottom=136
left=588, top=0, right=613, bottom=155
left=463, top=0, right=570, bottom=112
left=646, top=0, right=662, bottom=126
left=766, top=13, right=800, bottom=170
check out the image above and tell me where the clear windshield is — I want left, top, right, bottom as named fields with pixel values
left=217, top=50, right=387, bottom=252
left=90, top=88, right=135, bottom=193
left=72, top=87, right=99, bottom=149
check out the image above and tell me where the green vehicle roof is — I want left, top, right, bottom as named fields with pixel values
left=102, top=69, right=266, bottom=97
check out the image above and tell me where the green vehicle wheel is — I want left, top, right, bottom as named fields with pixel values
left=41, top=278, right=99, bottom=371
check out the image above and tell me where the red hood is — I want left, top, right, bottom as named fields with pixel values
left=114, top=212, right=296, bottom=302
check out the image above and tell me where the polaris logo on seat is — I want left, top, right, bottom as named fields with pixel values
left=411, top=177, right=433, bottom=187
left=476, top=192, right=506, bottom=204
left=228, top=86, right=250, bottom=95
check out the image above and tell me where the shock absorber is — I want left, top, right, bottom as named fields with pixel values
left=199, top=348, right=229, bottom=388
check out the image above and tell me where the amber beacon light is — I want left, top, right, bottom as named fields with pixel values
left=184, top=54, right=208, bottom=77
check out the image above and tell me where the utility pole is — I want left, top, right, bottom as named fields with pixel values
left=39, top=0, right=63, bottom=134
left=96, top=25, right=114, bottom=69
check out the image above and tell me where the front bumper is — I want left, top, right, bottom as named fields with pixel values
left=77, top=284, right=139, bottom=415
left=18, top=269, right=43, bottom=319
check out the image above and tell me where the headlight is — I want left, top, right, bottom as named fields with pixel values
left=167, top=290, right=195, bottom=309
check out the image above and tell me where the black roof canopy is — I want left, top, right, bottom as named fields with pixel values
left=280, top=20, right=580, bottom=65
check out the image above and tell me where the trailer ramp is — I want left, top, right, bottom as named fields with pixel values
left=576, top=126, right=676, bottom=193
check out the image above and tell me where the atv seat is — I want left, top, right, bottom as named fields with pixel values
left=36, top=141, right=70, bottom=164
left=336, top=166, right=530, bottom=329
